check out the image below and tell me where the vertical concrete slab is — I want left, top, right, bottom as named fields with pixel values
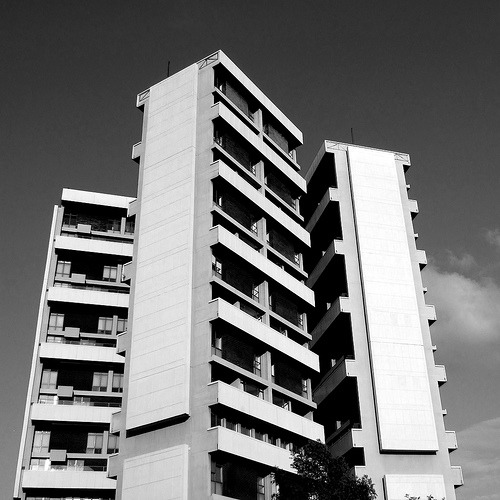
left=347, top=146, right=438, bottom=452
left=122, top=446, right=189, bottom=500
left=125, top=65, right=198, bottom=431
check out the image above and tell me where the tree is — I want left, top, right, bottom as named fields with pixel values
left=273, top=440, right=376, bottom=500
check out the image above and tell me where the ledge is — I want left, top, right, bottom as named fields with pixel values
left=209, top=426, right=294, bottom=472
left=21, top=470, right=116, bottom=489
left=210, top=299, right=318, bottom=371
left=209, top=381, right=323, bottom=442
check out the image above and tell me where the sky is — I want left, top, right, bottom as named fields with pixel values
left=1, top=1, right=499, bottom=498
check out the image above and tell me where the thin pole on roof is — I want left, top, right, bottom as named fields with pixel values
left=167, top=61, right=171, bottom=78
left=350, top=127, right=355, bottom=144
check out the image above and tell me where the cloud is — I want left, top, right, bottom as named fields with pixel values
left=484, top=228, right=500, bottom=249
left=454, top=417, right=500, bottom=500
left=446, top=250, right=477, bottom=272
left=423, top=265, right=500, bottom=343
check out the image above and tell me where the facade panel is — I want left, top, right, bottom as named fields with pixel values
left=347, top=146, right=438, bottom=452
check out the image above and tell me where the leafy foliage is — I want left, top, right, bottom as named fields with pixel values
left=273, top=440, right=376, bottom=500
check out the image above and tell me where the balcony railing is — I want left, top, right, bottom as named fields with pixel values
left=29, top=463, right=107, bottom=472
left=38, top=396, right=121, bottom=407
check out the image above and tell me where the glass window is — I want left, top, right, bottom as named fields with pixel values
left=240, top=424, right=252, bottom=437
left=86, top=432, right=104, bottom=454
left=212, top=255, right=222, bottom=277
left=116, top=318, right=127, bottom=333
left=257, top=476, right=266, bottom=500
left=68, top=459, right=84, bottom=471
left=92, top=372, right=108, bottom=392
left=253, top=355, right=261, bottom=376
left=33, top=430, right=50, bottom=453
left=211, top=461, right=223, bottom=494
left=107, top=219, right=121, bottom=233
left=112, top=373, right=123, bottom=393
left=48, top=313, right=64, bottom=331
left=211, top=410, right=222, bottom=428
left=107, top=434, right=119, bottom=454
left=211, top=329, right=222, bottom=356
left=98, top=317, right=113, bottom=334
left=125, top=218, right=135, bottom=234
left=56, top=260, right=71, bottom=278
left=102, top=266, right=118, bottom=282
left=41, top=369, right=57, bottom=390
left=63, top=213, right=78, bottom=228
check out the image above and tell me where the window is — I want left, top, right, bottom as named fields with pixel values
left=41, top=369, right=57, bottom=390
left=68, top=459, right=84, bottom=471
left=211, top=410, right=222, bottom=427
left=212, top=255, right=222, bottom=277
left=116, top=318, right=127, bottom=333
left=212, top=329, right=222, bottom=356
left=29, top=458, right=50, bottom=471
left=125, top=218, right=135, bottom=234
left=48, top=313, right=64, bottom=331
left=253, top=355, right=261, bottom=377
left=240, top=424, right=252, bottom=437
left=112, top=373, right=123, bottom=393
left=107, top=434, right=119, bottom=454
left=102, top=266, right=118, bottom=282
left=63, top=213, right=78, bottom=228
left=39, top=395, right=57, bottom=404
left=252, top=284, right=260, bottom=302
left=211, top=461, right=223, bottom=494
left=33, top=430, right=50, bottom=453
left=55, top=260, right=71, bottom=278
left=250, top=219, right=258, bottom=235
left=98, top=317, right=113, bottom=334
left=92, top=372, right=108, bottom=392
left=302, top=379, right=309, bottom=397
left=107, top=219, right=121, bottom=233
left=86, top=432, right=104, bottom=454
left=257, top=477, right=266, bottom=500
left=242, top=380, right=264, bottom=399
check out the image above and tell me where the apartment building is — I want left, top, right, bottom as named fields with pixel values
left=14, top=50, right=461, bottom=500
left=304, top=142, right=462, bottom=499
left=13, top=189, right=135, bottom=500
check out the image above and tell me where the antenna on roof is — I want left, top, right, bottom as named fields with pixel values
left=350, top=127, right=355, bottom=145
left=167, top=61, right=171, bottom=78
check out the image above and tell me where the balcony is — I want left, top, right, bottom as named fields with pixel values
left=435, top=364, right=447, bottom=385
left=54, top=235, right=133, bottom=257
left=425, top=304, right=437, bottom=324
left=451, top=465, right=464, bottom=486
left=313, top=356, right=358, bottom=405
left=110, top=411, right=122, bottom=435
left=416, top=249, right=427, bottom=269
left=408, top=198, right=419, bottom=218
left=22, top=469, right=115, bottom=489
left=209, top=299, right=316, bottom=369
left=47, top=286, right=130, bottom=308
left=211, top=160, right=310, bottom=246
left=311, top=296, right=350, bottom=346
left=445, top=430, right=458, bottom=451
left=39, top=342, right=125, bottom=364
left=210, top=225, right=314, bottom=306
left=327, top=426, right=364, bottom=458
left=308, top=238, right=346, bottom=288
left=212, top=103, right=306, bottom=191
left=208, top=381, right=323, bottom=441
left=209, top=426, right=293, bottom=472
left=31, top=402, right=117, bottom=423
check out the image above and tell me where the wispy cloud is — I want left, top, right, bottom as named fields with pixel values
left=446, top=250, right=477, bottom=272
left=423, top=265, right=500, bottom=343
left=454, top=418, right=500, bottom=500
left=483, top=228, right=500, bottom=249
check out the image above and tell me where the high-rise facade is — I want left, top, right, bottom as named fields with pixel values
left=14, top=50, right=461, bottom=500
